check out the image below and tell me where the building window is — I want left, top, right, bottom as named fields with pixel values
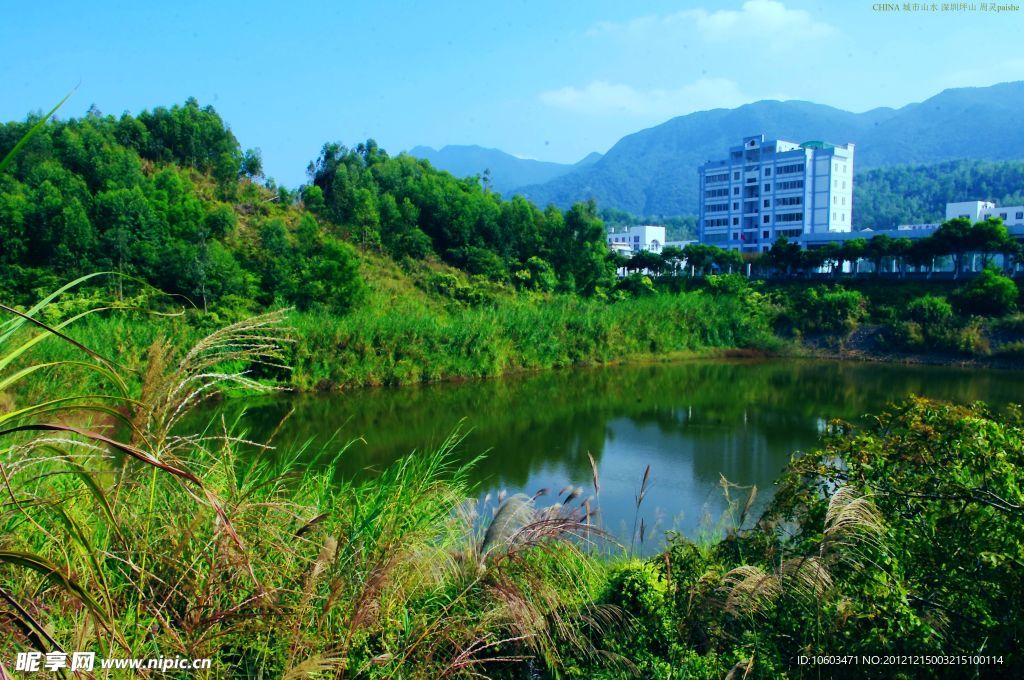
left=763, top=199, right=770, bottom=208
left=833, top=212, right=837, bottom=220
left=763, top=216, right=770, bottom=224
left=1000, top=212, right=1008, bottom=219
left=763, top=230, right=770, bottom=238
left=733, top=187, right=739, bottom=195
left=833, top=196, right=837, bottom=204
left=764, top=168, right=772, bottom=176
left=733, top=202, right=739, bottom=210
left=732, top=217, right=739, bottom=226
left=764, top=183, right=770, bottom=192
left=1017, top=212, right=1023, bottom=219
left=733, top=171, right=740, bottom=180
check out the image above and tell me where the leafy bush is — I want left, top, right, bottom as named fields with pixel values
left=590, top=398, right=1024, bottom=677
left=613, top=273, right=656, bottom=297
left=906, top=294, right=954, bottom=327
left=951, top=268, right=1019, bottom=317
left=785, top=286, right=867, bottom=335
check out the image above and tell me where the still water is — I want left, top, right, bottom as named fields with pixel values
left=207, top=359, right=1022, bottom=552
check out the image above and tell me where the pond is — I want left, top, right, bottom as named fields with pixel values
left=202, top=359, right=1023, bottom=554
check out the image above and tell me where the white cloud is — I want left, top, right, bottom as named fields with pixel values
left=539, top=77, right=782, bottom=118
left=588, top=1, right=835, bottom=48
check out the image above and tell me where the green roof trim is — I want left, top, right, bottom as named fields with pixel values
left=800, top=140, right=835, bottom=150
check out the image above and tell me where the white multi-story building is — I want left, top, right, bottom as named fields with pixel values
left=698, top=134, right=855, bottom=252
left=606, top=225, right=665, bottom=254
left=946, top=200, right=1024, bottom=227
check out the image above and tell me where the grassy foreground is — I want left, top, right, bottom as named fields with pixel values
left=2, top=293, right=1022, bottom=677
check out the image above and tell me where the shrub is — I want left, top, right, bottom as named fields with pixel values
left=613, top=273, right=656, bottom=297
left=704, top=273, right=750, bottom=296
left=951, top=268, right=1018, bottom=317
left=906, top=294, right=954, bottom=328
left=786, top=286, right=867, bottom=335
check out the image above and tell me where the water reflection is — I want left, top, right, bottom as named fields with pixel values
left=194, top=359, right=1022, bottom=553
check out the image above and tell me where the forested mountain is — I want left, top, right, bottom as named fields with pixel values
left=854, top=159, right=1024, bottom=229
left=515, top=81, right=1024, bottom=215
left=407, top=144, right=599, bottom=195
left=0, top=99, right=617, bottom=312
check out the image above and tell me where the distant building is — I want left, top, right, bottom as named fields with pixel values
left=698, top=134, right=855, bottom=253
left=890, top=200, right=1024, bottom=234
left=947, top=200, right=1024, bottom=227
left=606, top=225, right=665, bottom=254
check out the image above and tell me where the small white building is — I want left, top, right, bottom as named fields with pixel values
left=606, top=225, right=666, bottom=254
left=896, top=200, right=1024, bottom=231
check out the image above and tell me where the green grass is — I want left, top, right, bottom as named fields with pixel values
left=0, top=298, right=618, bottom=677
left=289, top=292, right=779, bottom=390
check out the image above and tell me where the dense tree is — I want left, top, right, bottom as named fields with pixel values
left=932, top=217, right=974, bottom=277
left=628, top=250, right=663, bottom=276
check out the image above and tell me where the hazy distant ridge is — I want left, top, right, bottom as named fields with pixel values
left=407, top=144, right=601, bottom=195
left=512, top=81, right=1024, bottom=216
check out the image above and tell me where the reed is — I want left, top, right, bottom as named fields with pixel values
left=0, top=288, right=622, bottom=677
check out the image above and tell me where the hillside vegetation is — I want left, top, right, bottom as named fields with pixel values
left=515, top=81, right=1024, bottom=215
left=854, top=159, right=1024, bottom=229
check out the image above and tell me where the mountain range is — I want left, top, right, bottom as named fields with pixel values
left=407, top=144, right=601, bottom=195
left=413, top=81, right=1024, bottom=217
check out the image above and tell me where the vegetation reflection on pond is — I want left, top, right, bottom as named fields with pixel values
left=197, top=358, right=1024, bottom=553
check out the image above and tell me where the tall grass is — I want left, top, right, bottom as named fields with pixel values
left=0, top=292, right=622, bottom=677
left=289, top=292, right=779, bottom=390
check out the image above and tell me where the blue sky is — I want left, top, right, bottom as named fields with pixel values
left=2, top=0, right=1022, bottom=187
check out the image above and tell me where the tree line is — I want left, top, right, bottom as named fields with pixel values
left=0, top=99, right=621, bottom=312
left=616, top=217, right=1021, bottom=280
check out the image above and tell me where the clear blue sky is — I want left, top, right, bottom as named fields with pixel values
left=2, top=1, right=1022, bottom=187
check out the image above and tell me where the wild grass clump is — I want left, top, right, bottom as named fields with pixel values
left=289, top=291, right=779, bottom=390
left=0, top=291, right=620, bottom=677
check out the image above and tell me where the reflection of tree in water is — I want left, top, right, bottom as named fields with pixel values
left=188, top=359, right=1019, bottom=495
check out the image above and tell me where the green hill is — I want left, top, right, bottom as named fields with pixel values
left=514, top=82, right=1024, bottom=216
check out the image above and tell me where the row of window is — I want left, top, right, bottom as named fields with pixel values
left=777, top=196, right=802, bottom=207
left=706, top=203, right=729, bottom=213
left=704, top=218, right=730, bottom=228
left=778, top=163, right=805, bottom=175
left=777, top=212, right=804, bottom=223
left=776, top=179, right=804, bottom=190
left=706, top=172, right=730, bottom=184
left=705, top=188, right=730, bottom=198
